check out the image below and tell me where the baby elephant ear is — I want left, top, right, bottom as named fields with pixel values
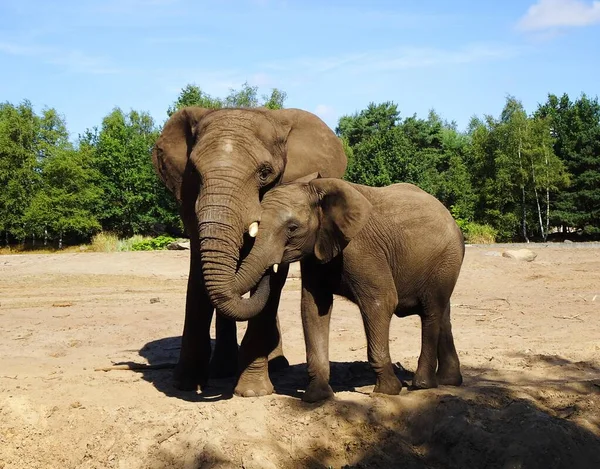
left=309, top=178, right=373, bottom=263
left=291, top=172, right=322, bottom=184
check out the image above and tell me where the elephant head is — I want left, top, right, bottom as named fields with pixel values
left=223, top=175, right=373, bottom=318
left=152, top=108, right=346, bottom=321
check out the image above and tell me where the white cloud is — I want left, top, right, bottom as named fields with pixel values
left=517, top=0, right=600, bottom=31
left=259, top=44, right=520, bottom=84
left=0, top=41, right=123, bottom=75
left=262, top=53, right=367, bottom=75
left=362, top=44, right=520, bottom=73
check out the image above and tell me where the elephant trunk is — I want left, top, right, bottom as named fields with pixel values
left=197, top=178, right=270, bottom=321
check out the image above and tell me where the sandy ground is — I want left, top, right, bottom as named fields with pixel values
left=1, top=245, right=599, bottom=469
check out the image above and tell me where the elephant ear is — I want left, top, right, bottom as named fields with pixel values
left=269, top=109, right=347, bottom=181
left=309, top=178, right=373, bottom=263
left=151, top=107, right=213, bottom=203
left=290, top=172, right=322, bottom=184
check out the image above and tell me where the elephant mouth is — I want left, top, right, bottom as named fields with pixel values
left=240, top=263, right=281, bottom=297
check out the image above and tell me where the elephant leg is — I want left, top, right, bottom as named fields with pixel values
left=300, top=262, right=334, bottom=403
left=359, top=299, right=401, bottom=396
left=348, top=264, right=401, bottom=396
left=209, top=314, right=238, bottom=379
left=267, top=313, right=290, bottom=372
left=436, top=303, right=463, bottom=386
left=234, top=264, right=290, bottom=397
left=173, top=247, right=214, bottom=391
left=412, top=299, right=443, bottom=390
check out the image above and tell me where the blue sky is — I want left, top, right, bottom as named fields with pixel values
left=1, top=0, right=599, bottom=140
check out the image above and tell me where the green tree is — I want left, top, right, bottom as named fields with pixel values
left=339, top=104, right=475, bottom=221
left=23, top=146, right=102, bottom=248
left=167, top=84, right=223, bottom=116
left=497, top=96, right=530, bottom=241
left=523, top=115, right=569, bottom=240
left=262, top=88, right=287, bottom=110
left=337, top=102, right=404, bottom=186
left=168, top=82, right=288, bottom=117
left=467, top=97, right=568, bottom=241
left=0, top=100, right=40, bottom=244
left=337, top=102, right=401, bottom=147
left=436, top=125, right=476, bottom=222
left=536, top=93, right=600, bottom=236
left=37, top=107, right=70, bottom=160
left=90, top=108, right=172, bottom=237
left=225, top=81, right=260, bottom=108
left=467, top=114, right=520, bottom=240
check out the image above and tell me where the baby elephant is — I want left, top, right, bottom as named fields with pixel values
left=238, top=174, right=465, bottom=402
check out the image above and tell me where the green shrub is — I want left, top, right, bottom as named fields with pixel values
left=464, top=223, right=497, bottom=244
left=117, top=235, right=150, bottom=251
left=130, top=235, right=176, bottom=251
left=450, top=205, right=497, bottom=244
left=90, top=233, right=172, bottom=252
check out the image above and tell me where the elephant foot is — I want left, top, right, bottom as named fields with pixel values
left=172, top=362, right=208, bottom=392
left=411, top=371, right=438, bottom=390
left=373, top=376, right=402, bottom=396
left=436, top=370, right=463, bottom=387
left=268, top=355, right=290, bottom=373
left=234, top=367, right=274, bottom=398
left=302, top=380, right=334, bottom=403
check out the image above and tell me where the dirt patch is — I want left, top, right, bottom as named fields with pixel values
left=1, top=246, right=599, bottom=468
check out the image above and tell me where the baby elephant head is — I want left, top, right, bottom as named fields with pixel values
left=231, top=174, right=372, bottom=307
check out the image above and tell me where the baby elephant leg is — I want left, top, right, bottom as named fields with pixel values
left=413, top=299, right=445, bottom=389
left=359, top=292, right=401, bottom=396
left=436, top=303, right=463, bottom=386
left=300, top=277, right=335, bottom=403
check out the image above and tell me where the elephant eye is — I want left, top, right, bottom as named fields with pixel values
left=257, top=164, right=273, bottom=183
left=288, top=223, right=299, bottom=234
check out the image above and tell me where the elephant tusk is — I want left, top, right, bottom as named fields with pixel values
left=273, top=263, right=279, bottom=273
left=248, top=222, right=259, bottom=238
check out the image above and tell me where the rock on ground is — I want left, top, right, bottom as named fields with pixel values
left=166, top=241, right=190, bottom=250
left=502, top=248, right=538, bottom=262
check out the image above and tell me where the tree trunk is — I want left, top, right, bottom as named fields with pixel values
left=32, top=233, right=35, bottom=247
left=59, top=231, right=63, bottom=250
left=531, top=161, right=545, bottom=240
left=545, top=148, right=550, bottom=242
left=518, top=136, right=529, bottom=243
left=44, top=228, right=48, bottom=246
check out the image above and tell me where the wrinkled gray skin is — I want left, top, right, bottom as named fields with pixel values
left=232, top=175, right=465, bottom=402
left=151, top=108, right=346, bottom=396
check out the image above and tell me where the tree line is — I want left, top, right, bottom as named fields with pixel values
left=0, top=83, right=285, bottom=248
left=0, top=83, right=598, bottom=248
left=338, top=94, right=599, bottom=242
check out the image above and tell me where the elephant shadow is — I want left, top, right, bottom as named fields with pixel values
left=124, top=336, right=414, bottom=402
left=119, top=336, right=234, bottom=403
left=270, top=360, right=415, bottom=399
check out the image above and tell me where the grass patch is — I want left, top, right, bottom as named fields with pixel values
left=1, top=233, right=178, bottom=254
left=464, top=223, right=497, bottom=244
left=89, top=233, right=174, bottom=252
left=90, top=232, right=120, bottom=252
left=0, top=244, right=83, bottom=255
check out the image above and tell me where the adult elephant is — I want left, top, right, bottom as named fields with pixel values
left=152, top=107, right=347, bottom=396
